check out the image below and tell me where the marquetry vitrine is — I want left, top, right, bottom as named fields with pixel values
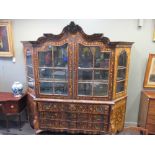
left=22, top=22, right=133, bottom=134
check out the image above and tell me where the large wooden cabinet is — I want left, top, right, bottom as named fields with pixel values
left=22, top=22, right=133, bottom=134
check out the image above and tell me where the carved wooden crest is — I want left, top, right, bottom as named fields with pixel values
left=28, top=21, right=110, bottom=45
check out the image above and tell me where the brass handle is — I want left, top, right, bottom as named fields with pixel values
left=10, top=105, right=14, bottom=109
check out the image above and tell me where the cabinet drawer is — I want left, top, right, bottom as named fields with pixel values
left=148, top=102, right=155, bottom=115
left=38, top=102, right=64, bottom=112
left=147, top=115, right=155, bottom=124
left=87, top=122, right=105, bottom=131
left=0, top=103, right=2, bottom=113
left=88, top=104, right=109, bottom=114
left=3, top=103, right=18, bottom=113
left=67, top=104, right=88, bottom=113
left=39, top=112, right=66, bottom=120
left=146, top=124, right=155, bottom=134
left=39, top=119, right=67, bottom=129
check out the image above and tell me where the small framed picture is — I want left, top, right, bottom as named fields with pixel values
left=0, top=20, right=14, bottom=57
left=144, top=54, right=155, bottom=88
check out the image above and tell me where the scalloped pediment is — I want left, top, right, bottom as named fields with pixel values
left=25, top=21, right=110, bottom=45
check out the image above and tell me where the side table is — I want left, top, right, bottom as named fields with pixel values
left=0, top=92, right=27, bottom=132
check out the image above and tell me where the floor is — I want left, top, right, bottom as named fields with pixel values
left=0, top=113, right=143, bottom=135
left=0, top=120, right=138, bottom=135
left=0, top=121, right=35, bottom=135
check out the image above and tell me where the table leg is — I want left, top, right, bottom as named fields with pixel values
left=5, top=115, right=9, bottom=132
left=18, top=114, right=22, bottom=131
left=25, top=107, right=29, bottom=122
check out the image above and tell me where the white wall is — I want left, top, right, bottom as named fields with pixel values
left=0, top=19, right=155, bottom=123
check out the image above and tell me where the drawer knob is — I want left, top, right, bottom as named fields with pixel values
left=10, top=105, right=14, bottom=109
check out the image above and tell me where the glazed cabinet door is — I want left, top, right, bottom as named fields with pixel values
left=74, top=41, right=112, bottom=100
left=113, top=48, right=131, bottom=99
left=24, top=46, right=35, bottom=95
left=35, top=42, right=73, bottom=99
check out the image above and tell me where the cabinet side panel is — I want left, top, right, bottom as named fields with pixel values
left=27, top=94, right=39, bottom=129
left=138, top=91, right=149, bottom=128
left=110, top=97, right=126, bottom=134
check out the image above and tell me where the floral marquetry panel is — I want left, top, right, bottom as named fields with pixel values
left=110, top=97, right=126, bottom=134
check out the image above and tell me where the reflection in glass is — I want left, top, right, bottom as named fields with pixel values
left=53, top=44, right=68, bottom=67
left=95, top=52, right=110, bottom=68
left=28, top=77, right=35, bottom=89
left=117, top=69, right=126, bottom=81
left=116, top=81, right=125, bottom=93
left=40, top=82, right=53, bottom=94
left=78, top=83, right=92, bottom=95
left=116, top=51, right=127, bottom=93
left=94, top=70, right=109, bottom=80
left=79, top=45, right=93, bottom=68
left=27, top=66, right=34, bottom=78
left=93, top=83, right=108, bottom=96
left=148, top=59, right=155, bottom=82
left=78, top=45, right=111, bottom=97
left=39, top=51, right=52, bottom=67
left=118, top=51, right=127, bottom=67
left=53, top=69, right=68, bottom=80
left=39, top=68, right=52, bottom=79
left=78, top=70, right=92, bottom=80
left=26, top=49, right=32, bottom=66
left=54, top=83, right=68, bottom=95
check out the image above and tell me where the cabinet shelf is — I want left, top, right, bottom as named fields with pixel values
left=118, top=66, right=126, bottom=69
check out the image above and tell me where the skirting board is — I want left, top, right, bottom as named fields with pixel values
left=125, top=122, right=137, bottom=127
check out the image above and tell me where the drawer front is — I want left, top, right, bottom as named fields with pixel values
left=148, top=100, right=155, bottom=115
left=39, top=119, right=67, bottom=129
left=88, top=104, right=109, bottom=114
left=3, top=103, right=18, bottom=113
left=38, top=102, right=64, bottom=112
left=87, top=122, right=107, bottom=131
left=67, top=104, right=88, bottom=113
left=0, top=103, right=3, bottom=113
left=39, top=112, right=66, bottom=120
left=38, top=102, right=109, bottom=114
left=147, top=115, right=155, bottom=124
left=146, top=124, right=155, bottom=134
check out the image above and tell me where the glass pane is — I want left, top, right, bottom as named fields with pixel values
left=117, top=69, right=126, bottom=81
left=53, top=44, right=68, bottom=67
left=39, top=51, right=52, bottom=67
left=78, top=83, right=92, bottom=95
left=93, top=83, right=108, bottom=96
left=27, top=77, right=35, bottom=89
left=78, top=70, right=92, bottom=81
left=94, top=70, right=109, bottom=80
left=27, top=66, right=34, bottom=78
left=118, top=51, right=127, bottom=67
left=40, top=82, right=53, bottom=94
left=116, top=81, right=125, bottom=93
left=53, top=69, right=68, bottom=81
left=26, top=49, right=32, bottom=66
left=54, top=83, right=68, bottom=95
left=79, top=45, right=93, bottom=68
left=39, top=68, right=53, bottom=80
left=95, top=51, right=110, bottom=68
